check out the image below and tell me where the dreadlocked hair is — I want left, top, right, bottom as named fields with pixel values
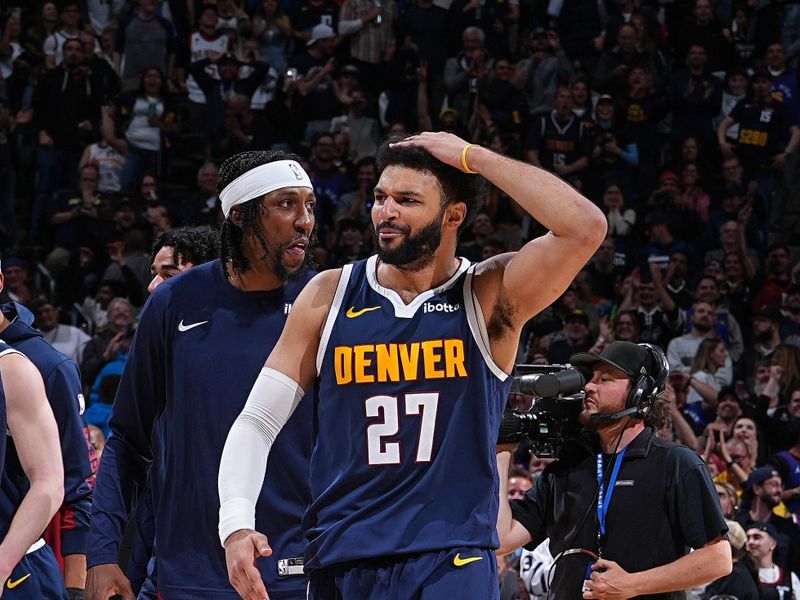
left=376, top=136, right=487, bottom=233
left=218, top=150, right=311, bottom=278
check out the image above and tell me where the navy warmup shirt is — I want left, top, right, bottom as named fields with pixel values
left=88, top=259, right=315, bottom=600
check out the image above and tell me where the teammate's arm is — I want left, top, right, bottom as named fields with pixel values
left=86, top=290, right=170, bottom=600
left=47, top=361, right=94, bottom=592
left=0, top=353, right=64, bottom=587
left=219, top=269, right=340, bottom=600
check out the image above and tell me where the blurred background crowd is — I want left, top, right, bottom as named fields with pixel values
left=2, top=0, right=800, bottom=596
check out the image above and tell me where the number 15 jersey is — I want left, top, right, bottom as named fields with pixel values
left=305, top=256, right=512, bottom=570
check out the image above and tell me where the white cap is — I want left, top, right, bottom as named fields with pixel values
left=307, top=23, right=335, bottom=46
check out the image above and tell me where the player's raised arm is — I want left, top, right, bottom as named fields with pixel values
left=392, top=133, right=606, bottom=325
left=0, top=352, right=64, bottom=585
left=218, top=268, right=339, bottom=600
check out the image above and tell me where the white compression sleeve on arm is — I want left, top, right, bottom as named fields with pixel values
left=218, top=367, right=305, bottom=547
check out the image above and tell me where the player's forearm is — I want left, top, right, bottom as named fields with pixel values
left=0, top=479, right=63, bottom=575
left=627, top=538, right=731, bottom=596
left=86, top=437, right=143, bottom=567
left=64, top=553, right=87, bottom=588
left=467, top=145, right=605, bottom=243
left=218, top=368, right=305, bottom=545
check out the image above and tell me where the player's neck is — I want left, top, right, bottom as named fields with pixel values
left=376, top=252, right=461, bottom=302
left=228, top=262, right=285, bottom=292
left=0, top=312, right=7, bottom=334
left=597, top=420, right=643, bottom=454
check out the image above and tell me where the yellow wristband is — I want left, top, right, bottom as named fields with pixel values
left=460, top=144, right=479, bottom=174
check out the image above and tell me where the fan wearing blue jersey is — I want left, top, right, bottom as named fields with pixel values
left=219, top=131, right=607, bottom=600
left=0, top=344, right=65, bottom=598
left=85, top=151, right=317, bottom=600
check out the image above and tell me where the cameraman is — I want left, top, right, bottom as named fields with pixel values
left=496, top=341, right=731, bottom=599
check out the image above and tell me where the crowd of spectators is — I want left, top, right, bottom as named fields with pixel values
left=2, top=0, right=800, bottom=596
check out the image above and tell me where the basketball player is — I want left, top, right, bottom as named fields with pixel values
left=86, top=152, right=316, bottom=600
left=0, top=344, right=65, bottom=597
left=218, top=131, right=607, bottom=600
left=0, top=265, right=95, bottom=599
left=147, top=225, right=221, bottom=293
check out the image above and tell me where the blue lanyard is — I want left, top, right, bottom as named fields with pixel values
left=596, top=447, right=627, bottom=543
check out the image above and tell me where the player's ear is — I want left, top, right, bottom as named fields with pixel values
left=446, top=202, right=466, bottom=230
left=229, top=207, right=243, bottom=227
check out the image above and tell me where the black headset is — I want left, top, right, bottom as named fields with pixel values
left=625, top=343, right=670, bottom=417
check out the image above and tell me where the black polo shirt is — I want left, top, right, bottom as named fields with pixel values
left=511, top=427, right=727, bottom=599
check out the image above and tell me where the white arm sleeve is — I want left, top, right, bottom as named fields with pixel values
left=218, top=367, right=305, bottom=547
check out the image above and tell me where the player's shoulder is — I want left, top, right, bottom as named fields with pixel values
left=472, top=253, right=514, bottom=274
left=0, top=347, right=36, bottom=378
left=470, top=252, right=515, bottom=290
left=14, top=337, right=78, bottom=382
left=154, top=259, right=219, bottom=298
left=302, top=268, right=345, bottom=303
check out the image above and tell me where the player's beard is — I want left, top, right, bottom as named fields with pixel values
left=375, top=208, right=444, bottom=271
left=273, top=237, right=314, bottom=282
left=251, top=230, right=314, bottom=283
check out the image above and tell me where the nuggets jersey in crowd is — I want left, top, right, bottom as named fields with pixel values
left=306, top=256, right=512, bottom=569
left=89, top=260, right=314, bottom=600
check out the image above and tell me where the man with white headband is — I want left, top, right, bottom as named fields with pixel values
left=219, top=131, right=607, bottom=600
left=86, top=151, right=317, bottom=600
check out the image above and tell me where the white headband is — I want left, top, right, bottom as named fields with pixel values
left=219, top=160, right=313, bottom=217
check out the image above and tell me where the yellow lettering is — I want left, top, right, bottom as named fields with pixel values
left=354, top=344, right=375, bottom=383
left=376, top=344, right=400, bottom=382
left=399, top=343, right=419, bottom=381
left=444, top=339, right=467, bottom=378
left=422, top=340, right=445, bottom=379
left=335, top=346, right=352, bottom=384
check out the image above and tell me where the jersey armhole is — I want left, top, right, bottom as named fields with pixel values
left=0, top=348, right=21, bottom=360
left=316, top=264, right=354, bottom=375
left=463, top=267, right=509, bottom=382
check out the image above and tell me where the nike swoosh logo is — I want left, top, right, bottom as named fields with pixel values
left=345, top=306, right=380, bottom=318
left=178, top=320, right=209, bottom=332
left=7, top=574, right=30, bottom=589
left=453, top=553, right=483, bottom=567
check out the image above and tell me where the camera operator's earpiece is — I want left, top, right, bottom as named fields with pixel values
left=625, top=343, right=669, bottom=418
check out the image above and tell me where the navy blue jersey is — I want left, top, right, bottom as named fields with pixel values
left=0, top=302, right=94, bottom=555
left=0, top=343, right=13, bottom=488
left=305, top=256, right=512, bottom=569
left=526, top=112, right=592, bottom=172
left=88, top=260, right=315, bottom=600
